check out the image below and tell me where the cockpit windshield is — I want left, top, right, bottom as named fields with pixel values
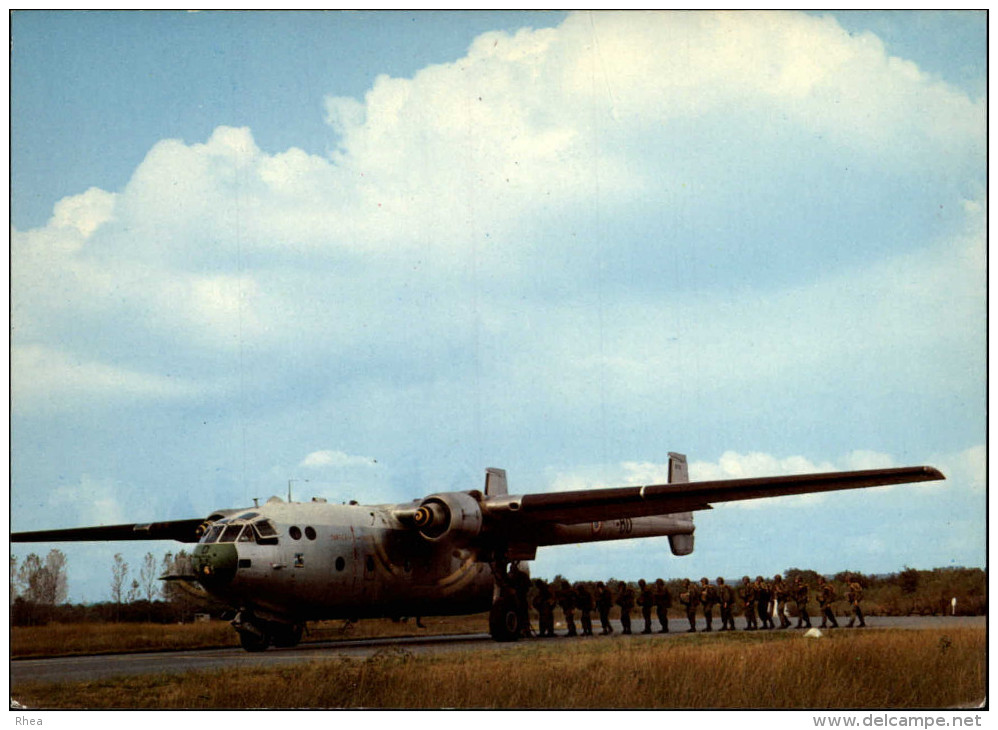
left=218, top=524, right=244, bottom=543
left=199, top=517, right=279, bottom=545
left=203, top=524, right=225, bottom=544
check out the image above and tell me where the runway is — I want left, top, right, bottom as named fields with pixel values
left=10, top=615, right=984, bottom=686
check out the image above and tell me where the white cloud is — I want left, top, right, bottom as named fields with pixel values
left=300, top=450, right=378, bottom=469
left=45, top=476, right=129, bottom=527
left=11, top=344, right=203, bottom=410
left=10, top=11, right=983, bottom=429
left=934, top=444, right=986, bottom=493
left=49, top=187, right=116, bottom=239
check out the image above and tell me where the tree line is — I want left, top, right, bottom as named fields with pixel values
left=10, top=549, right=228, bottom=626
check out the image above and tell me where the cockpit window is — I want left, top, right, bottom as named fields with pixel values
left=254, top=520, right=278, bottom=538
left=203, top=524, right=225, bottom=544
left=219, top=524, right=244, bottom=543
left=238, top=525, right=256, bottom=542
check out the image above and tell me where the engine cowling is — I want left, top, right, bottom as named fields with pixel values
left=669, top=533, right=694, bottom=556
left=411, top=492, right=483, bottom=543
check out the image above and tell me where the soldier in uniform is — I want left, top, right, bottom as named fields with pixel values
left=699, top=577, right=718, bottom=632
left=596, top=581, right=614, bottom=635
left=680, top=578, right=701, bottom=632
left=845, top=575, right=866, bottom=628
left=793, top=576, right=812, bottom=628
left=772, top=574, right=791, bottom=629
left=716, top=577, right=736, bottom=631
left=616, top=581, right=635, bottom=634
left=509, top=563, right=533, bottom=637
left=575, top=582, right=594, bottom=636
left=653, top=578, right=672, bottom=633
left=754, top=576, right=774, bottom=629
left=532, top=579, right=556, bottom=637
left=739, top=575, right=758, bottom=630
left=816, top=575, right=839, bottom=628
left=558, top=580, right=578, bottom=637
left=637, top=579, right=655, bottom=634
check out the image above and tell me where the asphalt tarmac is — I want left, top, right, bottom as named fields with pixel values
left=10, top=615, right=985, bottom=686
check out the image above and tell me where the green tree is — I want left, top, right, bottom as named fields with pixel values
left=898, top=566, right=920, bottom=595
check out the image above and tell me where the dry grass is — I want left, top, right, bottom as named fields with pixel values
left=11, top=614, right=489, bottom=658
left=12, top=628, right=985, bottom=709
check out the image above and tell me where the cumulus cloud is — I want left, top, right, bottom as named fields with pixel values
left=49, top=186, right=116, bottom=239
left=10, top=11, right=983, bottom=424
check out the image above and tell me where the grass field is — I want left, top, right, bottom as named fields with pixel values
left=11, top=627, right=985, bottom=709
left=10, top=614, right=491, bottom=658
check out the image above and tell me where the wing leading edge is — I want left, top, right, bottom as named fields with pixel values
left=486, top=465, right=944, bottom=526
left=11, top=518, right=206, bottom=544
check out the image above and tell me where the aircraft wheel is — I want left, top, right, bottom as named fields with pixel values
left=489, top=598, right=521, bottom=642
left=272, top=623, right=304, bottom=648
left=238, top=627, right=271, bottom=652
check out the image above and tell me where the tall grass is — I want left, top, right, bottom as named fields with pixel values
left=11, top=615, right=490, bottom=658
left=12, top=628, right=985, bottom=709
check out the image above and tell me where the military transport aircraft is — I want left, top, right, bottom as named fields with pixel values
left=12, top=454, right=943, bottom=650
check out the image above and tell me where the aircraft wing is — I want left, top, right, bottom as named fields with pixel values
left=11, top=518, right=206, bottom=544
left=486, top=466, right=944, bottom=525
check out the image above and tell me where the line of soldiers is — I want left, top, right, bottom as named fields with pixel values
left=525, top=574, right=865, bottom=638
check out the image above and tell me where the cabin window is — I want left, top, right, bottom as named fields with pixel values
left=304, top=526, right=316, bottom=540
left=219, top=524, right=243, bottom=543
left=335, top=557, right=345, bottom=571
left=289, top=526, right=302, bottom=540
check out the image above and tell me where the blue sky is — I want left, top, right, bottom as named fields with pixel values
left=10, top=10, right=986, bottom=603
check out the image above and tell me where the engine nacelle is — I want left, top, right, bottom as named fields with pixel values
left=412, top=492, right=483, bottom=543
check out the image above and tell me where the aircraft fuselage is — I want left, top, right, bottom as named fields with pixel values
left=190, top=499, right=495, bottom=623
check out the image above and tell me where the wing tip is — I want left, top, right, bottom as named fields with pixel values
left=922, top=466, right=945, bottom=481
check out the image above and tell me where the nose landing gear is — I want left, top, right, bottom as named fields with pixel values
left=232, top=610, right=303, bottom=652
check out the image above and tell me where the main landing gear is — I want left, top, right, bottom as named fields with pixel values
left=489, top=558, right=531, bottom=642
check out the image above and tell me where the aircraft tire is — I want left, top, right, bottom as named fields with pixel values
left=489, top=598, right=521, bottom=642
left=272, top=623, right=304, bottom=648
left=238, top=627, right=271, bottom=652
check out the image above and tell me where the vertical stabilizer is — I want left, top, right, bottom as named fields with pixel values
left=667, top=453, right=694, bottom=555
left=485, top=468, right=508, bottom=496
left=668, top=452, right=689, bottom=484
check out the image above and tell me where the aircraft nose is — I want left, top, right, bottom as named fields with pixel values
left=192, top=543, right=238, bottom=589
